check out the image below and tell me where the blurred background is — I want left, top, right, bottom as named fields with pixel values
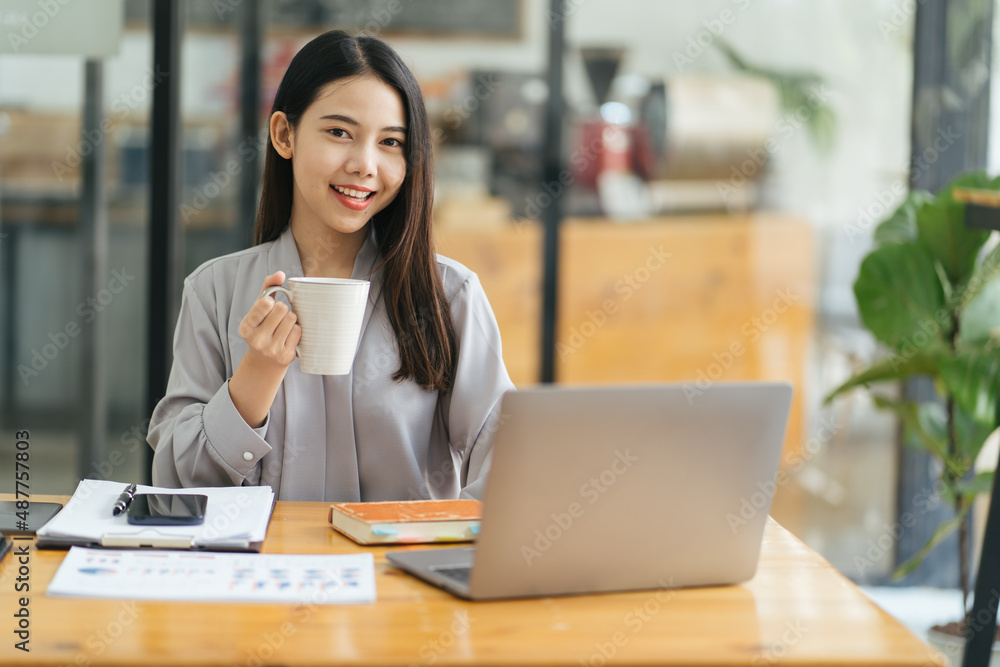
left=0, top=0, right=996, bottom=627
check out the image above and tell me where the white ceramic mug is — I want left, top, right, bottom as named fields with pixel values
left=260, top=277, right=370, bottom=375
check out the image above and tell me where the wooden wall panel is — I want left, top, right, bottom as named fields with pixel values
left=434, top=214, right=815, bottom=468
left=434, top=222, right=543, bottom=387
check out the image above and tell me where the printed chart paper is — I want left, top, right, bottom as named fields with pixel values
left=48, top=547, right=376, bottom=604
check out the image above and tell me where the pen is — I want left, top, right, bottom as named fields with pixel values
left=0, top=536, right=11, bottom=563
left=112, top=483, right=138, bottom=516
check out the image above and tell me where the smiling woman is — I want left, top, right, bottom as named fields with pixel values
left=270, top=76, right=408, bottom=261
left=146, top=30, right=514, bottom=503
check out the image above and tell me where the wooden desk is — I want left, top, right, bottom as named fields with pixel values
left=0, top=499, right=944, bottom=667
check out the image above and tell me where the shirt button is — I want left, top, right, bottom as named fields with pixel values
left=243, top=452, right=253, bottom=461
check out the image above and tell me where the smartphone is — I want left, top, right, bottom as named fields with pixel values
left=127, top=493, right=208, bottom=525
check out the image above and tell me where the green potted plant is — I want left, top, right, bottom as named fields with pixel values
left=826, top=170, right=1000, bottom=662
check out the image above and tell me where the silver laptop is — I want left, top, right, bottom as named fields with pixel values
left=387, top=382, right=792, bottom=600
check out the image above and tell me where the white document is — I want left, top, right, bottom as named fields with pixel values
left=36, top=480, right=274, bottom=551
left=47, top=547, right=376, bottom=604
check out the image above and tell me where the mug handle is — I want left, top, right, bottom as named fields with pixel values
left=259, top=285, right=293, bottom=305
left=258, top=285, right=300, bottom=358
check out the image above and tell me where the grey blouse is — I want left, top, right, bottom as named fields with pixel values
left=147, top=226, right=514, bottom=502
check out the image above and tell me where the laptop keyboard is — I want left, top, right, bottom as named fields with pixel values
left=432, top=566, right=472, bottom=584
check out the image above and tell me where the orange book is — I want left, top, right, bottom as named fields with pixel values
left=327, top=499, right=482, bottom=545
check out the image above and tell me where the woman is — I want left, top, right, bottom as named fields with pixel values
left=147, top=30, right=514, bottom=502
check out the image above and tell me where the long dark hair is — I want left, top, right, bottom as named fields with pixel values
left=254, top=30, right=455, bottom=392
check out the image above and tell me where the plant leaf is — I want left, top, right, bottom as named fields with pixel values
left=915, top=172, right=993, bottom=285
left=946, top=0, right=992, bottom=74
left=824, top=352, right=940, bottom=403
left=874, top=190, right=935, bottom=247
left=892, top=506, right=970, bottom=581
left=854, top=243, right=949, bottom=348
left=939, top=350, right=1000, bottom=428
left=808, top=104, right=837, bottom=155
left=713, top=38, right=751, bottom=72
left=954, top=403, right=993, bottom=469
left=711, top=39, right=833, bottom=154
left=959, top=242, right=1000, bottom=313
left=952, top=471, right=995, bottom=499
left=873, top=396, right=947, bottom=460
left=959, top=271, right=1000, bottom=344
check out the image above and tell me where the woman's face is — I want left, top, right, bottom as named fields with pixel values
left=274, top=75, right=408, bottom=238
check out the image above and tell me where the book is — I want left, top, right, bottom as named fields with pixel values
left=328, top=499, right=482, bottom=545
left=36, top=479, right=275, bottom=552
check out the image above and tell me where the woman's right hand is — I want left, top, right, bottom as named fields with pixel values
left=229, top=271, right=302, bottom=428
left=238, top=271, right=302, bottom=368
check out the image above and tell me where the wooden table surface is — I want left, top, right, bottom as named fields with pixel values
left=0, top=497, right=945, bottom=667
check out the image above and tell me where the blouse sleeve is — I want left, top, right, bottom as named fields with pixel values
left=441, top=273, right=516, bottom=500
left=147, top=277, right=272, bottom=489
